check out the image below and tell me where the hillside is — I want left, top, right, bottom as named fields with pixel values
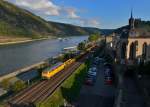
left=0, top=0, right=112, bottom=39
left=0, top=0, right=53, bottom=38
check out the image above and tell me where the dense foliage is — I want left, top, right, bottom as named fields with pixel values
left=88, top=33, right=100, bottom=42
left=1, top=78, right=26, bottom=92
left=77, top=42, right=86, bottom=50
left=11, top=80, right=26, bottom=92
left=1, top=78, right=10, bottom=90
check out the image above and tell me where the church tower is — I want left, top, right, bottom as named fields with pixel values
left=129, top=10, right=135, bottom=29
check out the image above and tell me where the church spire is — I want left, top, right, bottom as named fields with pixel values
left=129, top=9, right=134, bottom=29
left=131, top=9, right=133, bottom=19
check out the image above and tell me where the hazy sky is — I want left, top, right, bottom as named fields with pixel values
left=6, top=0, right=150, bottom=29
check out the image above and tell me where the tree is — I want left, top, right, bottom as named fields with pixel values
left=88, top=33, right=100, bottom=42
left=64, top=53, right=71, bottom=60
left=1, top=78, right=10, bottom=90
left=11, top=80, right=26, bottom=92
left=77, top=42, right=86, bottom=50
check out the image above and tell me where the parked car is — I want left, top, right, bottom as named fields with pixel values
left=104, top=63, right=113, bottom=69
left=93, top=60, right=99, bottom=65
left=87, top=73, right=96, bottom=81
left=85, top=77, right=95, bottom=85
left=104, top=68, right=112, bottom=77
left=99, top=58, right=104, bottom=63
left=88, top=68, right=97, bottom=75
left=105, top=76, right=113, bottom=85
left=89, top=67, right=97, bottom=72
left=95, top=57, right=100, bottom=61
left=87, top=69, right=97, bottom=82
left=88, top=71, right=96, bottom=76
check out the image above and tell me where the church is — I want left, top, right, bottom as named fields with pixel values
left=112, top=11, right=150, bottom=65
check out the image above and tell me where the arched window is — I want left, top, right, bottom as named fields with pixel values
left=129, top=42, right=136, bottom=60
left=142, top=42, right=147, bottom=59
left=121, top=42, right=126, bottom=59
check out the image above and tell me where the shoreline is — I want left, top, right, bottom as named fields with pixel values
left=0, top=61, right=46, bottom=82
left=0, top=35, right=88, bottom=46
left=0, top=37, right=54, bottom=46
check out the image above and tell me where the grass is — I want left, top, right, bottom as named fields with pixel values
left=36, top=61, right=89, bottom=107
left=0, top=103, right=4, bottom=107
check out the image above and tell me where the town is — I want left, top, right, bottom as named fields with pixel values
left=0, top=0, right=150, bottom=107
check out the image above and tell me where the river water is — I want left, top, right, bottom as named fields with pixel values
left=0, top=36, right=88, bottom=76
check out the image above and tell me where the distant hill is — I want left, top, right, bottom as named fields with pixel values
left=80, top=27, right=113, bottom=36
left=0, top=0, right=113, bottom=39
left=48, top=22, right=101, bottom=36
left=114, top=19, right=150, bottom=37
left=114, top=25, right=129, bottom=34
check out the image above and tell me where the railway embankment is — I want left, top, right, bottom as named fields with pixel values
left=36, top=61, right=89, bottom=107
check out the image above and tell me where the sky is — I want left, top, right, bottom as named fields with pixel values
left=5, top=0, right=150, bottom=29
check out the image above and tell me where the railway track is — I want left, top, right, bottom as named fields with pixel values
left=7, top=53, right=88, bottom=107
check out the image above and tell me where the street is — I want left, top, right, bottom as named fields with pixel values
left=120, top=76, right=147, bottom=107
left=77, top=63, right=116, bottom=107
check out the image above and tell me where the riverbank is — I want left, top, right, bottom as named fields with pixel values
left=0, top=35, right=88, bottom=46
left=0, top=61, right=46, bottom=82
left=0, top=36, right=54, bottom=46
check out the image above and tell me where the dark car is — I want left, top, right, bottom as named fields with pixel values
left=85, top=77, right=95, bottom=85
left=85, top=70, right=97, bottom=85
left=104, top=68, right=112, bottom=77
left=105, top=76, right=113, bottom=85
left=86, top=74, right=96, bottom=82
left=104, top=63, right=112, bottom=68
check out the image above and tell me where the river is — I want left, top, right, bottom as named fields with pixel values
left=0, top=36, right=88, bottom=76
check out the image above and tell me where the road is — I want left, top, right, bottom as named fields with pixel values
left=120, top=77, right=147, bottom=107
left=77, top=63, right=116, bottom=107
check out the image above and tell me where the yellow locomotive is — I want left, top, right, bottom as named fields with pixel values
left=42, top=45, right=95, bottom=79
left=42, top=59, right=75, bottom=79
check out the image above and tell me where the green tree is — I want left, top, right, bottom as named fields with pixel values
left=1, top=79, right=10, bottom=90
left=77, top=42, right=86, bottom=50
left=88, top=33, right=100, bottom=42
left=64, top=53, right=71, bottom=60
left=11, top=80, right=26, bottom=92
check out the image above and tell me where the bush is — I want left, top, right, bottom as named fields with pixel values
left=77, top=42, right=86, bottom=51
left=11, top=80, right=26, bottom=92
left=1, top=79, right=10, bottom=90
left=88, top=33, right=100, bottom=42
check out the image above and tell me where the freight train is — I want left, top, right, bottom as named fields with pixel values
left=42, top=45, right=96, bottom=79
left=42, top=59, right=75, bottom=79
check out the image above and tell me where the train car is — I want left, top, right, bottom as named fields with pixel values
left=86, top=45, right=95, bottom=52
left=64, top=58, right=76, bottom=66
left=42, top=62, right=65, bottom=79
left=42, top=58, right=76, bottom=79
